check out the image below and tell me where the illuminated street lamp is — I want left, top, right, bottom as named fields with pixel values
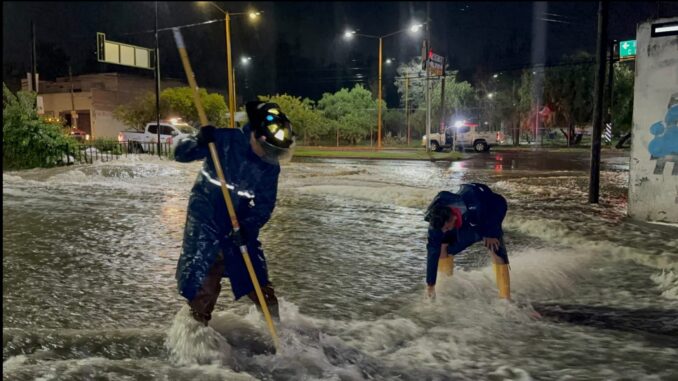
left=199, top=2, right=262, bottom=128
left=342, top=22, right=425, bottom=149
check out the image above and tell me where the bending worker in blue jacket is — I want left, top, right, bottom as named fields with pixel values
left=174, top=101, right=295, bottom=326
left=424, top=183, right=511, bottom=300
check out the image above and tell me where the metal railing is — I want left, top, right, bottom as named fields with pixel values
left=62, top=141, right=174, bottom=165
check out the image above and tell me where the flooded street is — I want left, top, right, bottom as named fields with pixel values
left=3, top=150, right=678, bottom=380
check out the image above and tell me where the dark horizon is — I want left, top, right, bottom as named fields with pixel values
left=3, top=1, right=677, bottom=105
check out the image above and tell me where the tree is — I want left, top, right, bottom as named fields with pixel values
left=113, top=87, right=227, bottom=129
left=112, top=92, right=157, bottom=130
left=383, top=109, right=406, bottom=140
left=408, top=108, right=428, bottom=140
left=394, top=58, right=476, bottom=132
left=161, top=87, right=227, bottom=127
left=543, top=52, right=596, bottom=145
left=476, top=71, right=527, bottom=145
left=317, top=84, right=386, bottom=145
left=394, top=58, right=428, bottom=110
left=3, top=83, right=78, bottom=170
left=257, top=94, right=330, bottom=145
left=430, top=73, right=476, bottom=125
left=612, top=62, right=634, bottom=136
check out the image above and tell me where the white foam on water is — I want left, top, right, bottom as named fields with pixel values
left=165, top=305, right=234, bottom=367
left=489, top=366, right=534, bottom=381
left=2, top=357, right=259, bottom=381
left=2, top=354, right=29, bottom=372
left=651, top=270, right=678, bottom=300
left=505, top=216, right=678, bottom=271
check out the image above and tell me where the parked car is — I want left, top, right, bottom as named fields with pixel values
left=68, top=127, right=88, bottom=141
left=118, top=119, right=197, bottom=153
left=226, top=111, right=248, bottom=128
left=422, top=121, right=505, bottom=152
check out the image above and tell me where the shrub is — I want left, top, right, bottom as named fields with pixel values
left=3, top=83, right=78, bottom=170
left=92, top=138, right=123, bottom=155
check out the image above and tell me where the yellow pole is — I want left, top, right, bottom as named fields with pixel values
left=377, top=37, right=383, bottom=150
left=225, top=13, right=236, bottom=128
left=172, top=28, right=280, bottom=352
left=232, top=67, right=237, bottom=115
left=405, top=76, right=410, bottom=146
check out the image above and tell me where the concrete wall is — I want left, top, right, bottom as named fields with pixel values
left=40, top=92, right=92, bottom=115
left=629, top=17, right=678, bottom=223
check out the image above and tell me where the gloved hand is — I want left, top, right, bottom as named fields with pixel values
left=197, top=125, right=216, bottom=146
left=228, top=227, right=248, bottom=248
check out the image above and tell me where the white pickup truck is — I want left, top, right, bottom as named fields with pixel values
left=118, top=120, right=196, bottom=153
left=422, top=122, right=505, bottom=152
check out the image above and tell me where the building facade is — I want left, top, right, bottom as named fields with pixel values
left=22, top=72, right=184, bottom=139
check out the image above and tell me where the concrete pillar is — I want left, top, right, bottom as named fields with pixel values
left=629, top=17, right=678, bottom=223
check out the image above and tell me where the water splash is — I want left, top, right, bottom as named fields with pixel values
left=165, top=305, right=234, bottom=366
left=651, top=270, right=678, bottom=300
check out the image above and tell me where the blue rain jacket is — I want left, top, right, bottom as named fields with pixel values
left=174, top=124, right=280, bottom=301
left=426, top=183, right=508, bottom=285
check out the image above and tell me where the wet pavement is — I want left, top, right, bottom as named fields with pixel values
left=3, top=149, right=678, bottom=380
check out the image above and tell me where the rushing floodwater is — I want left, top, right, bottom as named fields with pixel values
left=3, top=151, right=678, bottom=380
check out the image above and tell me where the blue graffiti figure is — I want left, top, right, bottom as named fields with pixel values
left=648, top=95, right=678, bottom=176
left=648, top=105, right=678, bottom=157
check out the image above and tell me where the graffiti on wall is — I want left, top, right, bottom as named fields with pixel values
left=648, top=93, right=678, bottom=176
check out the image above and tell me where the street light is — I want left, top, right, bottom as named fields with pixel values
left=487, top=92, right=494, bottom=99
left=241, top=56, right=252, bottom=65
left=342, top=21, right=426, bottom=149
left=198, top=2, right=263, bottom=128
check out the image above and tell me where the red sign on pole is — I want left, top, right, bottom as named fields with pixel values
left=428, top=51, right=444, bottom=76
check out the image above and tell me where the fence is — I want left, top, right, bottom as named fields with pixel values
left=63, top=141, right=174, bottom=165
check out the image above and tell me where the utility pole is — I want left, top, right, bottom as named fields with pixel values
left=226, top=12, right=235, bottom=128
left=605, top=39, right=615, bottom=135
left=377, top=36, right=383, bottom=149
left=30, top=21, right=38, bottom=93
left=405, top=76, right=410, bottom=145
left=512, top=78, right=519, bottom=146
left=155, top=1, right=161, bottom=157
left=233, top=67, right=237, bottom=112
left=589, top=1, right=608, bottom=204
left=425, top=1, right=432, bottom=152
left=69, top=65, right=78, bottom=129
left=439, top=58, right=446, bottom=134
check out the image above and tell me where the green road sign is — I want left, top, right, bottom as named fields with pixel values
left=619, top=40, right=637, bottom=58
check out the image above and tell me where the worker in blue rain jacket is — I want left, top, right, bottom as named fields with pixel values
left=174, top=101, right=295, bottom=326
left=424, top=183, right=511, bottom=300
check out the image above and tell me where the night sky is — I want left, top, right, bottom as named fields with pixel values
left=3, top=1, right=677, bottom=105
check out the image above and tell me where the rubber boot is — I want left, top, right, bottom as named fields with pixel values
left=493, top=263, right=511, bottom=300
left=438, top=255, right=454, bottom=276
